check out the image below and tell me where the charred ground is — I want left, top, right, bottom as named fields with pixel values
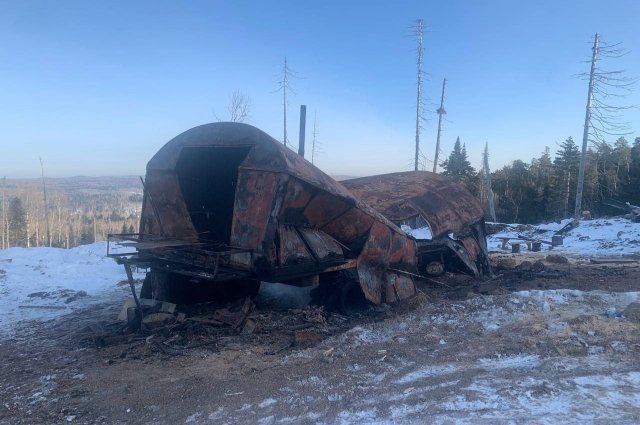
left=1, top=254, right=639, bottom=424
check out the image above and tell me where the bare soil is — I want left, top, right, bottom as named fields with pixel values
left=1, top=256, right=640, bottom=424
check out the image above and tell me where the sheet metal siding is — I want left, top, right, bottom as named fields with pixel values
left=341, top=171, right=485, bottom=237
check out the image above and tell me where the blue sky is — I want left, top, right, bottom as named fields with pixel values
left=1, top=0, right=639, bottom=178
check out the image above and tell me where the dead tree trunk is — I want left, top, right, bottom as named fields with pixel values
left=575, top=33, right=599, bottom=218
left=413, top=19, right=424, bottom=172
left=1, top=177, right=5, bottom=249
left=39, top=157, right=52, bottom=247
left=433, top=78, right=447, bottom=173
left=483, top=142, right=497, bottom=222
left=564, top=171, right=571, bottom=217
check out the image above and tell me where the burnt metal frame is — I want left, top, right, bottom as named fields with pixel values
left=107, top=233, right=350, bottom=285
left=107, top=233, right=252, bottom=281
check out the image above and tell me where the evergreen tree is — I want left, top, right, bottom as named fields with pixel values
left=625, top=137, right=640, bottom=204
left=491, top=160, right=539, bottom=223
left=593, top=141, right=617, bottom=202
left=8, top=197, right=27, bottom=247
left=441, top=137, right=477, bottom=193
left=552, top=137, right=580, bottom=217
left=529, top=147, right=554, bottom=221
left=614, top=137, right=632, bottom=195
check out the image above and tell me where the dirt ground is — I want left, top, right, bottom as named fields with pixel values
left=1, top=253, right=640, bottom=424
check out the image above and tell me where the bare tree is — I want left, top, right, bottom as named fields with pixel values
left=215, top=91, right=252, bottom=123
left=227, top=91, right=252, bottom=123
left=483, top=142, right=497, bottom=222
left=39, top=157, right=51, bottom=247
left=275, top=57, right=299, bottom=147
left=412, top=18, right=426, bottom=171
left=433, top=78, right=447, bottom=173
left=574, top=34, right=636, bottom=217
left=214, top=90, right=253, bottom=122
left=311, top=110, right=322, bottom=165
left=1, top=177, right=5, bottom=249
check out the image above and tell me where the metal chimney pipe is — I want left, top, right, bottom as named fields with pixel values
left=298, top=105, right=307, bottom=157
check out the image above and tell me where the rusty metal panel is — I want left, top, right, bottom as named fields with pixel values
left=277, top=225, right=313, bottom=265
left=230, top=170, right=279, bottom=252
left=356, top=221, right=392, bottom=304
left=320, top=206, right=375, bottom=245
left=388, top=231, right=417, bottom=265
left=142, top=172, right=198, bottom=240
left=341, top=171, right=485, bottom=237
left=460, top=236, right=481, bottom=260
left=384, top=272, right=417, bottom=303
left=298, top=228, right=343, bottom=261
left=278, top=178, right=315, bottom=226
left=303, top=192, right=351, bottom=229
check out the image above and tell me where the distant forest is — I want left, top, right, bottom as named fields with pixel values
left=0, top=176, right=142, bottom=249
left=1, top=135, right=639, bottom=250
left=441, top=135, right=640, bottom=224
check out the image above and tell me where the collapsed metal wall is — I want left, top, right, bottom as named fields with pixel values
left=341, top=171, right=491, bottom=277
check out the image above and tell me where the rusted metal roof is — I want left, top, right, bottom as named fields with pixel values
left=146, top=123, right=403, bottom=235
left=340, top=171, right=485, bottom=237
left=341, top=171, right=491, bottom=278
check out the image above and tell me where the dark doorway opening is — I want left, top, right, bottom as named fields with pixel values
left=176, top=146, right=252, bottom=243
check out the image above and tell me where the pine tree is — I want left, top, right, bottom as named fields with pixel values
left=441, top=137, right=477, bottom=192
left=8, top=197, right=27, bottom=247
left=625, top=137, right=640, bottom=203
left=530, top=147, right=554, bottom=220
left=614, top=137, right=632, bottom=189
left=552, top=137, right=580, bottom=217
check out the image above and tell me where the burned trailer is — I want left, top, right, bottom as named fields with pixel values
left=109, top=123, right=419, bottom=308
left=340, top=171, right=491, bottom=278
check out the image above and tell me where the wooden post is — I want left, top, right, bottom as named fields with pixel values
left=433, top=78, right=447, bottom=173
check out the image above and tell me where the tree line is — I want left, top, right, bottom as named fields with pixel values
left=440, top=135, right=640, bottom=224
left=2, top=133, right=639, bottom=250
left=1, top=184, right=140, bottom=249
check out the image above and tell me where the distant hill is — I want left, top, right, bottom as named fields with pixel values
left=2, top=174, right=363, bottom=193
left=3, top=176, right=142, bottom=193
left=331, top=175, right=360, bottom=181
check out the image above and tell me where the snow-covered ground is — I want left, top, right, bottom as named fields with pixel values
left=489, top=217, right=640, bottom=257
left=181, top=288, right=640, bottom=424
left=0, top=242, right=134, bottom=334
left=1, top=217, right=639, bottom=334
left=1, top=228, right=639, bottom=423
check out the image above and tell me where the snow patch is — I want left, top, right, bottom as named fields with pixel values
left=394, top=365, right=457, bottom=384
left=478, top=354, right=540, bottom=369
left=488, top=218, right=640, bottom=257
left=0, top=242, right=141, bottom=334
left=258, top=398, right=277, bottom=408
